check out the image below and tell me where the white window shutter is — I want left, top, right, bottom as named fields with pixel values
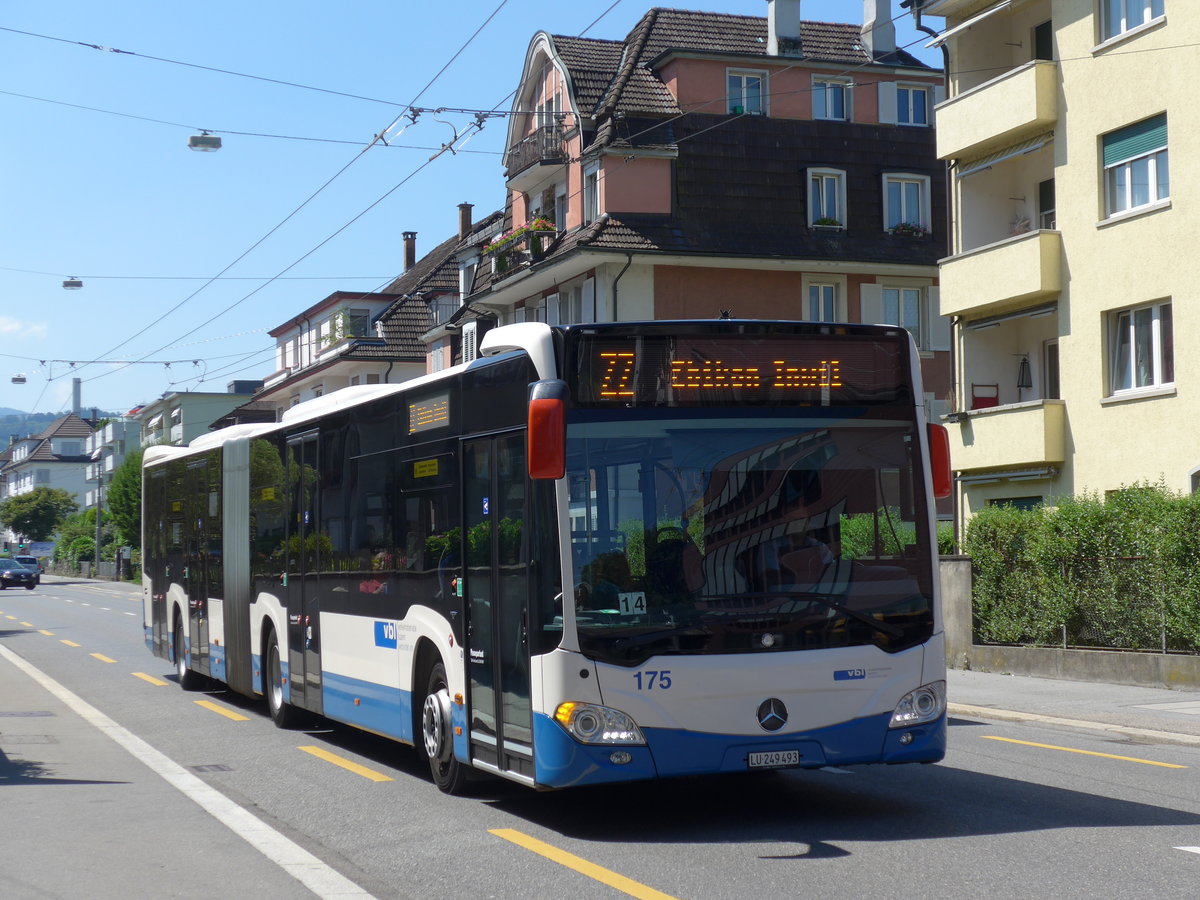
left=860, top=283, right=885, bottom=324
left=878, top=82, right=898, bottom=125
left=546, top=292, right=560, bottom=326
left=461, top=320, right=478, bottom=362
left=582, top=279, right=596, bottom=323
left=926, top=287, right=951, bottom=351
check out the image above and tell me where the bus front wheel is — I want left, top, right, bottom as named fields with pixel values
left=421, top=662, right=467, bottom=794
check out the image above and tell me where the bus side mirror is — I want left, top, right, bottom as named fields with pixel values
left=928, top=423, right=952, bottom=499
left=528, top=379, right=568, bottom=480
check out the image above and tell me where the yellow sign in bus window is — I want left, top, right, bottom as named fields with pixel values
left=413, top=459, right=439, bottom=479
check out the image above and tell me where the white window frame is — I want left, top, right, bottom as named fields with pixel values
left=812, top=77, right=851, bottom=121
left=882, top=173, right=931, bottom=231
left=807, top=167, right=847, bottom=228
left=583, top=162, right=600, bottom=224
left=802, top=274, right=845, bottom=322
left=727, top=69, right=767, bottom=115
left=896, top=84, right=930, bottom=126
left=1101, top=0, right=1165, bottom=42
left=1103, top=117, right=1168, bottom=218
left=883, top=286, right=925, bottom=348
left=1107, top=300, right=1173, bottom=396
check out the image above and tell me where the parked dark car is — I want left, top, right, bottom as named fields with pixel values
left=0, top=558, right=37, bottom=590
left=13, top=555, right=43, bottom=583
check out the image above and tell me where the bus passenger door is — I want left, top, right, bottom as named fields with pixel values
left=285, top=432, right=323, bottom=714
left=463, top=433, right=534, bottom=781
left=185, top=459, right=210, bottom=676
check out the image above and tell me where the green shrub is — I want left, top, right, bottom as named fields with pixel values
left=965, top=481, right=1200, bottom=652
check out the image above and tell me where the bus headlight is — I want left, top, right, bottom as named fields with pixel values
left=889, top=681, right=946, bottom=728
left=554, top=702, right=646, bottom=745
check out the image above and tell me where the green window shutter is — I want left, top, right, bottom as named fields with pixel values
left=1103, top=114, right=1167, bottom=167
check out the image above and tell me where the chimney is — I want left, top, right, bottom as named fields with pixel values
left=72, top=377, right=82, bottom=415
left=403, top=231, right=417, bottom=271
left=458, top=202, right=474, bottom=239
left=861, top=0, right=896, bottom=59
left=766, top=0, right=802, bottom=57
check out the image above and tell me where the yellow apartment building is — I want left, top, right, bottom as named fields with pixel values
left=918, top=0, right=1182, bottom=533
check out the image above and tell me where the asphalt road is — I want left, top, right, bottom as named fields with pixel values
left=3, top=577, right=1200, bottom=899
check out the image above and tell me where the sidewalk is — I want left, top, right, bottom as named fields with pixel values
left=0, top=640, right=351, bottom=898
left=948, top=667, right=1200, bottom=745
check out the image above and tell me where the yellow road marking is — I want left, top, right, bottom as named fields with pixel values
left=983, top=736, right=1187, bottom=768
left=20, top=621, right=33, bottom=627
left=490, top=829, right=680, bottom=900
left=298, top=745, right=393, bottom=782
left=90, top=653, right=117, bottom=664
left=194, top=700, right=250, bottom=722
left=132, top=672, right=169, bottom=686
left=39, top=629, right=54, bottom=636
left=5, top=615, right=16, bottom=620
left=60, top=639, right=81, bottom=648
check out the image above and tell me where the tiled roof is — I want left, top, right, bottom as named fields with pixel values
left=381, top=210, right=505, bottom=303
left=550, top=36, right=623, bottom=115
left=0, top=413, right=95, bottom=472
left=558, top=8, right=932, bottom=121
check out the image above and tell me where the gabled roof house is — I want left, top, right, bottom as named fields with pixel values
left=431, top=0, right=951, bottom=417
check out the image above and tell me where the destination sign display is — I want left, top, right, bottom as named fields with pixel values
left=571, top=332, right=908, bottom=407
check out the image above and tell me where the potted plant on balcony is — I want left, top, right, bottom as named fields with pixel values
left=528, top=217, right=556, bottom=259
left=889, top=222, right=929, bottom=238
left=812, top=217, right=842, bottom=230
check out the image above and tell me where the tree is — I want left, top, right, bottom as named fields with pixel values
left=0, top=487, right=79, bottom=541
left=107, top=448, right=144, bottom=549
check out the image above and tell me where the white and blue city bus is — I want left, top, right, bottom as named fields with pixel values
left=143, top=319, right=952, bottom=793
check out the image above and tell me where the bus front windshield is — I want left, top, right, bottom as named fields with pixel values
left=566, top=411, right=935, bottom=666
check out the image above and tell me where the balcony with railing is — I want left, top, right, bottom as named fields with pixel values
left=485, top=222, right=558, bottom=283
left=936, top=60, right=1057, bottom=163
left=505, top=126, right=566, bottom=189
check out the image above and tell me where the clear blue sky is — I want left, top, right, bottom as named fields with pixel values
left=0, top=0, right=943, bottom=418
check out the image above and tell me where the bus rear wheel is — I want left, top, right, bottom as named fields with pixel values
left=265, top=631, right=300, bottom=728
left=421, top=662, right=467, bottom=794
left=174, top=611, right=202, bottom=691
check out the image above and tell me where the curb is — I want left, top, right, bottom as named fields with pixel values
left=948, top=701, right=1200, bottom=748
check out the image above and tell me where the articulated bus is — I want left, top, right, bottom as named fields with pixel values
left=143, top=319, right=952, bottom=793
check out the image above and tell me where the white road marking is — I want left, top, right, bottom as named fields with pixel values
left=0, top=642, right=374, bottom=899
left=1176, top=847, right=1200, bottom=855
left=1135, top=701, right=1200, bottom=715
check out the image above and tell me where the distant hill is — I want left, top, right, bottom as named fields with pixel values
left=0, top=410, right=125, bottom=439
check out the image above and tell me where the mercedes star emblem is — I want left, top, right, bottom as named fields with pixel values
left=756, top=697, right=788, bottom=732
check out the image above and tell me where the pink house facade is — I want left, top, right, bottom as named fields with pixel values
left=427, top=1, right=951, bottom=420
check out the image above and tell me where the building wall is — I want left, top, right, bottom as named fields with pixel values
left=603, top=157, right=673, bottom=214
left=661, top=57, right=942, bottom=123
left=1054, top=1, right=1190, bottom=496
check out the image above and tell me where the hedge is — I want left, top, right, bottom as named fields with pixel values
left=964, top=482, right=1200, bottom=652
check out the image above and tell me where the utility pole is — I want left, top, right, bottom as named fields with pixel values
left=94, top=472, right=103, bottom=576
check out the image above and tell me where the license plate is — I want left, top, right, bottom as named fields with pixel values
left=748, top=750, right=800, bottom=769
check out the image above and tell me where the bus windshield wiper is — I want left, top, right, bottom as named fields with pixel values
left=698, top=592, right=905, bottom=639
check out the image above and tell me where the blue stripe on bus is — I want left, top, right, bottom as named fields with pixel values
left=209, top=644, right=226, bottom=682
left=322, top=671, right=414, bottom=744
left=532, top=711, right=946, bottom=788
